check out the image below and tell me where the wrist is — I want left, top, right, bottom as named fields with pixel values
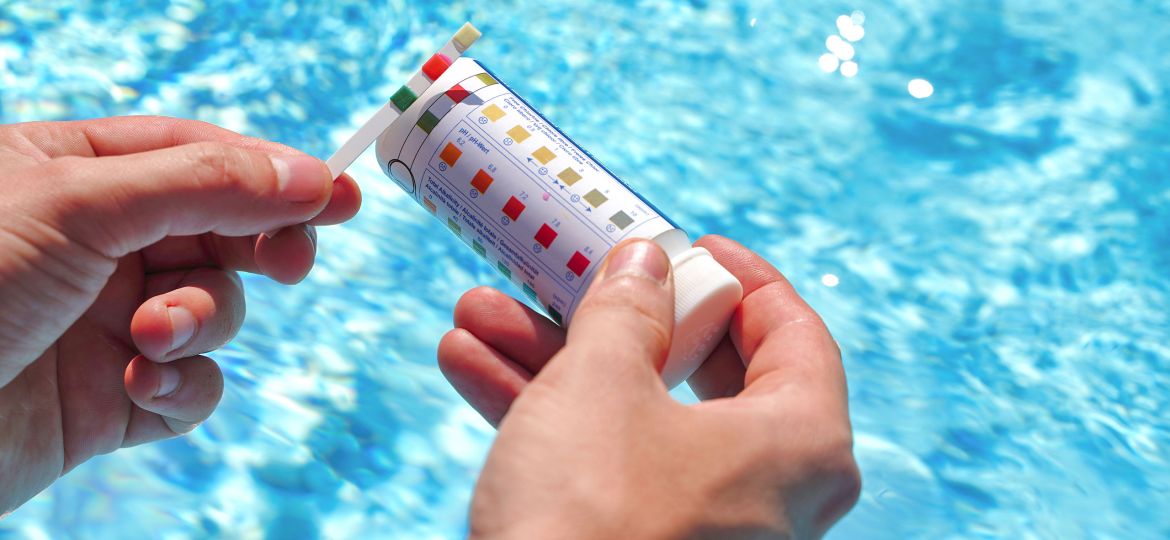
left=470, top=498, right=698, bottom=540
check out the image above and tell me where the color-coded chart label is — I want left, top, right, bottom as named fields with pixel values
left=375, top=58, right=674, bottom=324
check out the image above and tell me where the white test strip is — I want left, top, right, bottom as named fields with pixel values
left=325, top=22, right=482, bottom=178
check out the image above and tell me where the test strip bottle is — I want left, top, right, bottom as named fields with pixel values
left=375, top=57, right=742, bottom=387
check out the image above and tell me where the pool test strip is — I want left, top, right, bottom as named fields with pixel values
left=325, top=23, right=482, bottom=178
left=366, top=51, right=743, bottom=387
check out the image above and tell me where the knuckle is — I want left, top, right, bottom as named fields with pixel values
left=42, top=155, right=86, bottom=178
left=186, top=142, right=234, bottom=190
left=590, top=273, right=666, bottom=308
left=582, top=279, right=674, bottom=352
left=186, top=142, right=271, bottom=196
left=799, top=427, right=861, bottom=500
left=631, top=304, right=673, bottom=353
left=823, top=439, right=861, bottom=494
left=819, top=445, right=862, bottom=522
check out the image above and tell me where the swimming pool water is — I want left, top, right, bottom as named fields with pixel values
left=2, top=0, right=1169, bottom=538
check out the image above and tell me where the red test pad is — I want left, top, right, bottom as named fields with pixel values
left=422, top=53, right=452, bottom=81
left=471, top=169, right=494, bottom=194
left=502, top=196, right=525, bottom=221
left=534, top=224, right=557, bottom=248
left=446, top=84, right=471, bottom=103
left=567, top=251, right=590, bottom=277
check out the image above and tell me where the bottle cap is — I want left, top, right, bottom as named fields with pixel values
left=661, top=247, right=744, bottom=388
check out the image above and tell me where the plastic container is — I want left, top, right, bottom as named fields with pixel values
left=374, top=57, right=742, bottom=387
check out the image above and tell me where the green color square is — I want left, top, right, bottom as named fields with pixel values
left=583, top=189, right=608, bottom=208
left=609, top=211, right=634, bottom=230
left=447, top=217, right=461, bottom=235
left=522, top=283, right=537, bottom=300
left=476, top=73, right=498, bottom=86
left=416, top=110, right=440, bottom=134
left=497, top=261, right=511, bottom=279
left=547, top=306, right=563, bottom=326
left=472, top=240, right=486, bottom=257
left=391, top=86, right=417, bottom=111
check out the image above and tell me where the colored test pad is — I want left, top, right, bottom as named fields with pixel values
left=583, top=189, right=608, bottom=207
left=325, top=22, right=482, bottom=178
left=532, top=146, right=556, bottom=164
left=534, top=224, right=558, bottom=248
left=482, top=104, right=506, bottom=121
left=503, top=196, right=525, bottom=220
left=440, top=143, right=462, bottom=166
left=567, top=251, right=590, bottom=276
left=609, top=211, right=634, bottom=229
left=471, top=169, right=494, bottom=193
left=416, top=111, right=440, bottom=133
left=453, top=22, right=482, bottom=51
left=446, top=84, right=471, bottom=103
left=558, top=168, right=582, bottom=186
left=422, top=54, right=452, bottom=81
left=507, top=125, right=531, bottom=143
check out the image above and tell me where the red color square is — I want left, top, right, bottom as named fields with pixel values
left=567, top=251, right=590, bottom=277
left=534, top=224, right=558, bottom=248
left=502, top=196, right=525, bottom=221
left=471, top=169, right=494, bottom=194
left=439, top=142, right=462, bottom=166
left=422, top=53, right=452, bottom=81
left=446, top=84, right=470, bottom=103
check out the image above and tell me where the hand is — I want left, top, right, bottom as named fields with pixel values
left=438, top=236, right=860, bottom=539
left=0, top=116, right=361, bottom=516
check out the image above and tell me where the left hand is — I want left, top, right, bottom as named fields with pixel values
left=0, top=116, right=361, bottom=515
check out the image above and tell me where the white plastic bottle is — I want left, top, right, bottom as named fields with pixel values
left=374, top=57, right=742, bottom=387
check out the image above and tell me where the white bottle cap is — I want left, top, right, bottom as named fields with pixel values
left=661, top=246, right=744, bottom=388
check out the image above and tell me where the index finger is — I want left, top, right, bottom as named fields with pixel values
left=694, top=236, right=844, bottom=400
left=21, top=115, right=304, bottom=158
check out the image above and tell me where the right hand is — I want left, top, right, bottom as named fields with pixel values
left=438, top=236, right=860, bottom=539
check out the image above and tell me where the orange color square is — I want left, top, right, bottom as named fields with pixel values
left=471, top=169, right=494, bottom=194
left=439, top=142, right=462, bottom=167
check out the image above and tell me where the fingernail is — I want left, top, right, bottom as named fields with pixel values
left=155, top=364, right=181, bottom=398
left=168, top=306, right=197, bottom=353
left=271, top=154, right=328, bottom=203
left=604, top=241, right=669, bottom=284
left=304, top=225, right=317, bottom=249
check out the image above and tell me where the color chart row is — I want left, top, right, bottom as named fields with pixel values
left=475, top=103, right=637, bottom=233
left=435, top=141, right=593, bottom=278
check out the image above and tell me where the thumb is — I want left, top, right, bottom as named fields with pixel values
left=54, top=141, right=332, bottom=257
left=540, top=239, right=675, bottom=397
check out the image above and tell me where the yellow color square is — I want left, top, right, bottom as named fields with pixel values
left=476, top=73, right=498, bottom=86
left=482, top=104, right=506, bottom=122
left=506, top=125, right=531, bottom=143
left=532, top=146, right=556, bottom=165
left=557, top=168, right=582, bottom=186
left=583, top=189, right=608, bottom=208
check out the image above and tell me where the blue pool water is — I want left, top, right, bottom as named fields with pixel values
left=2, top=0, right=1169, bottom=538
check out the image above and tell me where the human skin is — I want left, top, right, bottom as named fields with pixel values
left=0, top=116, right=361, bottom=516
left=0, top=115, right=858, bottom=538
left=438, top=237, right=861, bottom=539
